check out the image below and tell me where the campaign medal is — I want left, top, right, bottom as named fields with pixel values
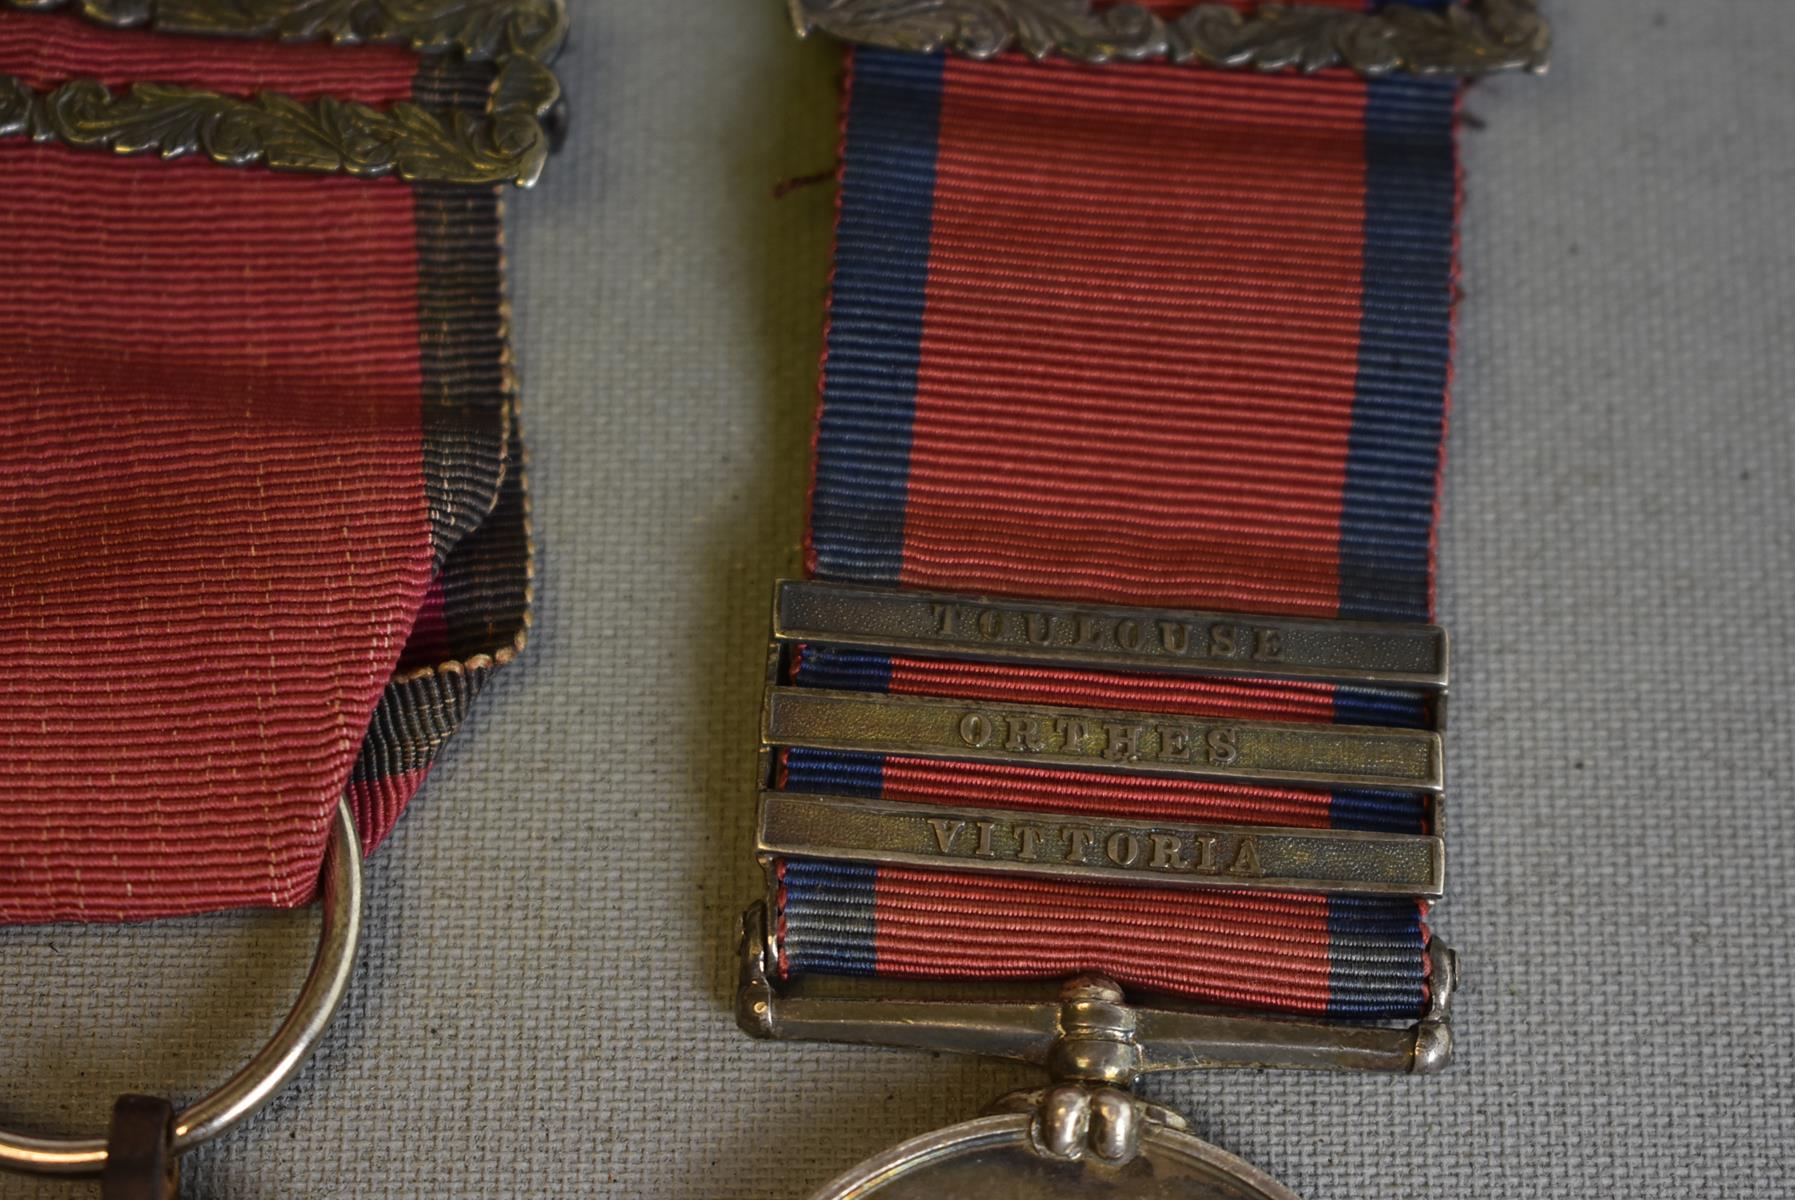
left=741, top=1, right=1549, bottom=1195
left=0, top=0, right=562, bottom=1191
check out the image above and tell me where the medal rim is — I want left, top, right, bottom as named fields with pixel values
left=805, top=1112, right=1302, bottom=1200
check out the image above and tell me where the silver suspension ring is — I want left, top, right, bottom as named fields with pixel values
left=0, top=797, right=364, bottom=1177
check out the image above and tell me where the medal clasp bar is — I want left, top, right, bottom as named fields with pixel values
left=746, top=580, right=1455, bottom=1069
left=774, top=580, right=1448, bottom=693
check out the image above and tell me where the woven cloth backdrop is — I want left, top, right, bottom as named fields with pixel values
left=1, top=0, right=1791, bottom=1195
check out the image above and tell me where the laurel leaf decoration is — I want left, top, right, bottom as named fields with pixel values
left=795, top=0, right=1550, bottom=77
left=1171, top=7, right=1359, bottom=73
left=0, top=0, right=567, bottom=184
left=8, top=0, right=567, bottom=61
left=0, top=74, right=36, bottom=137
left=10, top=68, right=557, bottom=184
left=8, top=0, right=152, bottom=26
left=1006, top=0, right=1165, bottom=62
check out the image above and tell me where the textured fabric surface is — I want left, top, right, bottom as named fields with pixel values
left=779, top=41, right=1453, bottom=1015
left=2, top=0, right=1792, bottom=1194
left=0, top=14, right=527, bottom=918
left=0, top=11, right=433, bottom=921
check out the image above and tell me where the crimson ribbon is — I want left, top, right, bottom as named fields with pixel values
left=777, top=4, right=1458, bottom=1018
left=0, top=11, right=527, bottom=923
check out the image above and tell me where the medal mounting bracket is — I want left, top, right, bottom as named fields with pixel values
left=747, top=580, right=1456, bottom=1093
left=737, top=901, right=1456, bottom=1078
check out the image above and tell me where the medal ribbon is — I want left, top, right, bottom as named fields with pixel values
left=781, top=3, right=1457, bottom=1018
left=0, top=11, right=528, bottom=923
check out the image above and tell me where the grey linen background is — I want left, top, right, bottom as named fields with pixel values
left=3, top=0, right=1793, bottom=1195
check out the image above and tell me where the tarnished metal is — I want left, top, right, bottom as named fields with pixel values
left=788, top=0, right=1550, bottom=77
left=0, top=60, right=560, bottom=185
left=775, top=579, right=1449, bottom=692
left=0, top=0, right=566, bottom=184
left=0, top=799, right=363, bottom=1178
left=758, top=791, right=1445, bottom=898
left=764, top=686, right=1444, bottom=793
left=9, top=0, right=568, bottom=61
left=739, top=903, right=1456, bottom=1078
left=751, top=578, right=1457, bottom=1191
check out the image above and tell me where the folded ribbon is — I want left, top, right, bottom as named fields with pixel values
left=0, top=10, right=529, bottom=923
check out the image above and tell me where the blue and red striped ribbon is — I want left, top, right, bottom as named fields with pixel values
left=779, top=4, right=1458, bottom=1019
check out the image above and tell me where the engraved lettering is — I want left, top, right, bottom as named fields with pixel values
left=1005, top=716, right=1047, bottom=753
left=1159, top=726, right=1194, bottom=763
left=1105, top=831, right=1144, bottom=867
left=958, top=712, right=995, bottom=748
left=927, top=819, right=966, bottom=855
left=1056, top=717, right=1092, bottom=751
left=1149, top=833, right=1189, bottom=871
left=781, top=583, right=1449, bottom=699
left=1205, top=727, right=1240, bottom=766
left=1193, top=835, right=1218, bottom=873
left=1158, top=619, right=1190, bottom=655
left=1104, top=722, right=1145, bottom=763
left=759, top=790, right=1444, bottom=898
left=974, top=820, right=996, bottom=857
